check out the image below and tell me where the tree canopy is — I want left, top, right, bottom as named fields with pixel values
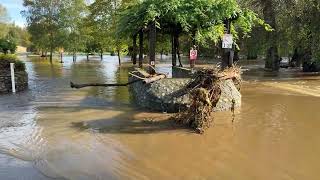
left=116, top=0, right=269, bottom=46
left=20, top=0, right=320, bottom=71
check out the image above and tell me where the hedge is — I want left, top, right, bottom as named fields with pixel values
left=0, top=54, right=26, bottom=72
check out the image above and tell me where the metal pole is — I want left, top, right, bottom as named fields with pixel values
left=10, top=63, right=16, bottom=93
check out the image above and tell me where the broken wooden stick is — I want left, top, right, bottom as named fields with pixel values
left=143, top=74, right=166, bottom=84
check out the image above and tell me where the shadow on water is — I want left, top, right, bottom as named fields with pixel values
left=72, top=117, right=191, bottom=134
left=71, top=112, right=190, bottom=135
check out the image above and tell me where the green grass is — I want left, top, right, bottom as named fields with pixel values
left=0, top=54, right=26, bottom=71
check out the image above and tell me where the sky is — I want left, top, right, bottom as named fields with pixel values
left=0, top=0, right=26, bottom=27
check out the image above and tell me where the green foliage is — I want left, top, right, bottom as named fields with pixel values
left=156, top=34, right=171, bottom=55
left=240, top=0, right=320, bottom=65
left=23, top=0, right=88, bottom=56
left=0, top=38, right=17, bottom=54
left=0, top=54, right=26, bottom=71
left=60, top=0, right=89, bottom=53
left=1, top=4, right=30, bottom=48
left=289, top=0, right=320, bottom=61
left=117, top=0, right=268, bottom=48
left=1, top=24, right=31, bottom=47
left=22, top=0, right=65, bottom=54
left=86, top=0, right=135, bottom=55
left=0, top=54, right=17, bottom=61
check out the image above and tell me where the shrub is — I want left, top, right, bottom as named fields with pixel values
left=0, top=38, right=17, bottom=54
left=0, top=54, right=26, bottom=72
left=0, top=54, right=18, bottom=61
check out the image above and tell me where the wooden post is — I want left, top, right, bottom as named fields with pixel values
left=149, top=21, right=156, bottom=74
left=132, top=34, right=137, bottom=65
left=10, top=63, right=16, bottom=93
left=139, top=30, right=144, bottom=68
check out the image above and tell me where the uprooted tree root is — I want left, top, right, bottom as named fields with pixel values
left=174, top=66, right=242, bottom=134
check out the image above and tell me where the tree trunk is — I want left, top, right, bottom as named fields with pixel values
left=132, top=34, right=137, bottom=65
left=192, top=31, right=197, bottom=47
left=87, top=53, right=89, bottom=61
left=49, top=48, right=53, bottom=63
left=234, top=49, right=240, bottom=63
left=291, top=47, right=305, bottom=67
left=73, top=52, right=77, bottom=62
left=263, top=0, right=279, bottom=71
left=148, top=21, right=156, bottom=74
left=139, top=30, right=144, bottom=68
left=117, top=50, right=121, bottom=65
left=100, top=49, right=103, bottom=60
left=60, top=53, right=63, bottom=63
left=49, top=31, right=53, bottom=63
left=221, top=19, right=234, bottom=69
left=171, top=32, right=177, bottom=67
left=174, top=32, right=183, bottom=67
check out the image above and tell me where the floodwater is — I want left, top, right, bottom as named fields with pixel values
left=0, top=55, right=320, bottom=180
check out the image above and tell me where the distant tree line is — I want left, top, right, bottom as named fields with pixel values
left=240, top=0, right=320, bottom=71
left=0, top=4, right=30, bottom=54
left=21, top=0, right=320, bottom=71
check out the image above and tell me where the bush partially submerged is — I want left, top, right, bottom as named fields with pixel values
left=303, top=61, right=320, bottom=72
left=0, top=54, right=26, bottom=72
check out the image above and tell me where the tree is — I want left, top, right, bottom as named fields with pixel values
left=0, top=8, right=28, bottom=54
left=60, top=0, right=89, bottom=61
left=286, top=0, right=320, bottom=65
left=117, top=0, right=268, bottom=68
left=261, top=0, right=280, bottom=70
left=240, top=0, right=320, bottom=71
left=88, top=0, right=137, bottom=63
left=0, top=5, right=9, bottom=38
left=22, top=0, right=67, bottom=62
left=87, top=0, right=116, bottom=60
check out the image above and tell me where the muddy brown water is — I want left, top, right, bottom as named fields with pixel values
left=0, top=55, right=320, bottom=180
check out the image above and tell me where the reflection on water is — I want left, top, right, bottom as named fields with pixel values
left=0, top=56, right=320, bottom=179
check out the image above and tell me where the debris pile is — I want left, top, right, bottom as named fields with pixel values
left=175, top=66, right=242, bottom=134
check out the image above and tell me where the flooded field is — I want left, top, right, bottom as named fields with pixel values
left=0, top=55, right=320, bottom=180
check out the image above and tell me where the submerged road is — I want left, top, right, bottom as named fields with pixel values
left=0, top=55, right=320, bottom=180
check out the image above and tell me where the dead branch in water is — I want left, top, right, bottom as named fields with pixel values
left=70, top=72, right=167, bottom=89
left=70, top=79, right=143, bottom=89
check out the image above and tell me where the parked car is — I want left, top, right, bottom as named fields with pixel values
left=280, top=57, right=290, bottom=68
